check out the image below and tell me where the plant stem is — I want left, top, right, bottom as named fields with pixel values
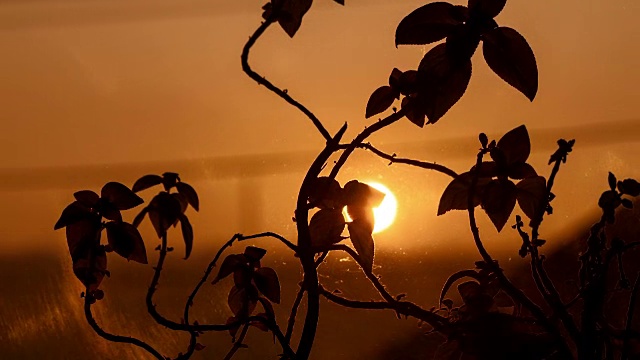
left=84, top=296, right=164, bottom=360
left=241, top=14, right=331, bottom=142
left=357, top=142, right=458, bottom=178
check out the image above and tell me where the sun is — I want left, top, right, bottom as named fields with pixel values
left=344, top=182, right=398, bottom=234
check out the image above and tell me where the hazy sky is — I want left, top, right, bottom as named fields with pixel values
left=0, top=0, right=638, bottom=169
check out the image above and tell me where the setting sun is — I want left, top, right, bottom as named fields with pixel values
left=344, top=182, right=398, bottom=234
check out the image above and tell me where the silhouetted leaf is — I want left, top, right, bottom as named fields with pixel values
left=481, top=179, right=517, bottom=232
left=101, top=182, right=143, bottom=210
left=397, top=70, right=419, bottom=96
left=439, top=269, right=481, bottom=306
left=73, top=246, right=107, bottom=291
left=516, top=176, right=547, bottom=221
left=178, top=214, right=193, bottom=259
left=438, top=172, right=490, bottom=215
left=74, top=190, right=99, bottom=207
left=417, top=43, right=472, bottom=123
left=508, top=163, right=537, bottom=179
left=66, top=217, right=101, bottom=261
left=105, top=221, right=147, bottom=264
left=365, top=86, right=398, bottom=119
left=228, top=285, right=257, bottom=317
left=254, top=267, right=281, bottom=304
left=496, top=125, right=530, bottom=165
left=333, top=0, right=344, bottom=5
left=213, top=254, right=247, bottom=284
left=244, top=246, right=267, bottom=263
left=148, top=192, right=182, bottom=238
left=264, top=0, right=313, bottom=38
left=172, top=192, right=188, bottom=215
left=608, top=172, right=617, bottom=191
left=483, top=27, right=538, bottom=101
left=309, top=209, right=346, bottom=247
left=469, top=0, right=506, bottom=18
left=100, top=202, right=122, bottom=222
left=132, top=174, right=163, bottom=193
left=347, top=219, right=374, bottom=272
left=446, top=24, right=480, bottom=61
left=176, top=182, right=199, bottom=211
left=402, top=97, right=426, bottom=127
left=388, top=68, right=403, bottom=89
left=55, top=201, right=92, bottom=230
left=226, top=316, right=240, bottom=338
left=132, top=207, right=148, bottom=228
left=308, top=177, right=344, bottom=209
left=343, top=180, right=385, bottom=208
left=618, top=179, right=640, bottom=197
left=395, top=2, right=468, bottom=46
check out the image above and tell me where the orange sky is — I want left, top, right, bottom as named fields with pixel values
left=0, top=0, right=638, bottom=169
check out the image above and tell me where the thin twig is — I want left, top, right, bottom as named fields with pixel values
left=357, top=142, right=458, bottom=179
left=84, top=296, right=165, bottom=360
left=223, top=324, right=250, bottom=360
left=329, top=109, right=407, bottom=179
left=241, top=14, right=331, bottom=142
left=285, top=286, right=306, bottom=343
left=319, top=286, right=447, bottom=329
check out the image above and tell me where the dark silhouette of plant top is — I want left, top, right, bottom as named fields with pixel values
left=54, top=0, right=640, bottom=359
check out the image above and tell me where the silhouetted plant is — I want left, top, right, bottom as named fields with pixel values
left=54, top=0, right=640, bottom=359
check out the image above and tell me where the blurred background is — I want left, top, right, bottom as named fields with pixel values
left=0, top=0, right=639, bottom=358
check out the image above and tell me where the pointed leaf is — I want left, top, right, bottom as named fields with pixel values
left=347, top=219, right=375, bottom=272
left=105, top=221, right=147, bottom=264
left=228, top=285, right=257, bottom=317
left=132, top=207, right=149, bottom=228
left=496, top=125, right=530, bottom=164
left=66, top=217, right=101, bottom=261
left=417, top=43, right=472, bottom=124
left=148, top=192, right=182, bottom=238
left=101, top=182, right=143, bottom=210
left=266, top=0, right=313, bottom=38
left=309, top=209, right=346, bottom=247
left=72, top=246, right=107, bottom=291
left=176, top=182, right=199, bottom=211
left=395, top=2, right=467, bottom=46
left=618, top=179, right=640, bottom=197
left=402, top=97, right=426, bottom=127
left=308, top=177, right=344, bottom=209
left=213, top=254, right=247, bottom=284
left=179, top=214, right=194, bottom=259
left=172, top=192, right=188, bottom=214
left=438, top=172, right=491, bottom=215
left=244, top=246, right=267, bottom=262
left=365, top=86, right=397, bottom=119
left=333, top=0, right=344, bottom=4
left=481, top=179, right=517, bottom=232
left=343, top=180, right=385, bottom=208
left=55, top=201, right=92, bottom=230
left=468, top=0, right=506, bottom=18
left=508, top=163, right=537, bottom=180
left=516, top=176, right=547, bottom=222
left=100, top=202, right=122, bottom=222
left=132, top=174, right=163, bottom=193
left=254, top=267, right=281, bottom=304
left=74, top=190, right=99, bottom=207
left=483, top=27, right=538, bottom=101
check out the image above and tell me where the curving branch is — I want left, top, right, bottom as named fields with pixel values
left=241, top=14, right=332, bottom=142
left=329, top=108, right=407, bottom=179
left=223, top=323, right=251, bottom=360
left=319, top=286, right=448, bottom=330
left=84, top=296, right=165, bottom=360
left=357, top=142, right=458, bottom=178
